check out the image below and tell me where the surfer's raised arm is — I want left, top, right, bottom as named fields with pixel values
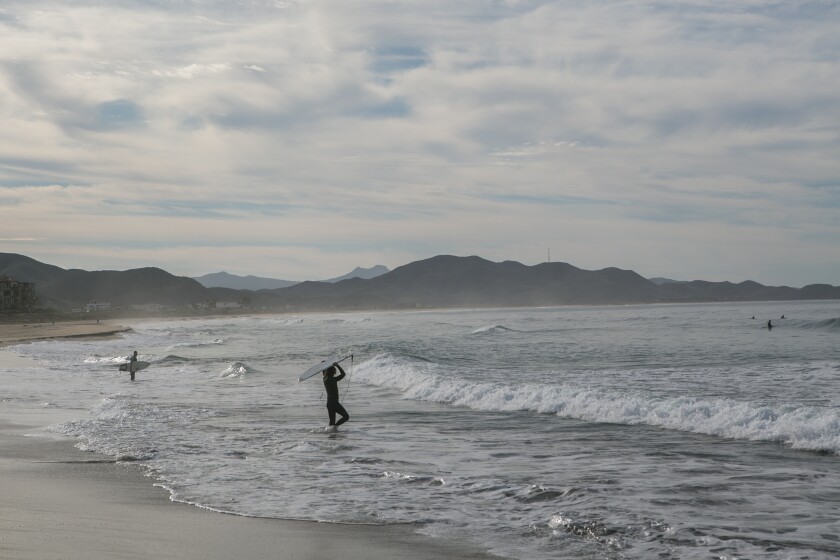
left=333, top=363, right=346, bottom=382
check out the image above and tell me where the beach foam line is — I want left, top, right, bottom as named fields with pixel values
left=0, top=415, right=495, bottom=560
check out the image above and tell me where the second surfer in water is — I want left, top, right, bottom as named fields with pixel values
left=323, top=363, right=350, bottom=428
left=129, top=350, right=138, bottom=381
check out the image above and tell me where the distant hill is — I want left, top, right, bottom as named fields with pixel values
left=192, top=271, right=297, bottom=291
left=0, top=253, right=67, bottom=284
left=322, top=265, right=389, bottom=283
left=2, top=252, right=839, bottom=312
left=192, top=265, right=389, bottom=290
left=51, top=268, right=209, bottom=307
left=255, top=255, right=840, bottom=310
left=1, top=253, right=211, bottom=309
left=270, top=256, right=661, bottom=309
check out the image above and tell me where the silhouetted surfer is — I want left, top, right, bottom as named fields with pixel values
left=767, top=320, right=773, bottom=330
left=323, top=364, right=350, bottom=429
left=129, top=350, right=138, bottom=381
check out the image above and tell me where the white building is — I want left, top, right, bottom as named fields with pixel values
left=84, top=302, right=111, bottom=312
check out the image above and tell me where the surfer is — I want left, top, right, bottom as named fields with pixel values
left=767, top=320, right=773, bottom=330
left=129, top=350, right=138, bottom=381
left=323, top=363, right=350, bottom=428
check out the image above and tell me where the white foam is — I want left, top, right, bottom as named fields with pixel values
left=84, top=354, right=134, bottom=365
left=257, top=316, right=372, bottom=326
left=221, top=362, right=251, bottom=377
left=49, top=397, right=223, bottom=461
left=353, top=354, right=840, bottom=453
left=166, top=339, right=224, bottom=350
left=471, top=325, right=513, bottom=334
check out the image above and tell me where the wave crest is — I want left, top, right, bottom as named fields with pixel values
left=353, top=354, right=840, bottom=454
left=795, top=318, right=840, bottom=330
left=166, top=339, right=224, bottom=350
left=221, top=362, right=253, bottom=378
left=471, top=325, right=514, bottom=334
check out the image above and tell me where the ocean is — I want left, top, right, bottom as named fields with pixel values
left=3, top=300, right=840, bottom=559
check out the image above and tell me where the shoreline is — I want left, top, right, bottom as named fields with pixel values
left=0, top=415, right=499, bottom=559
left=0, top=320, right=131, bottom=348
left=0, top=322, right=501, bottom=560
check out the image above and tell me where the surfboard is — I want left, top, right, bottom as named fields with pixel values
left=118, top=361, right=150, bottom=373
left=298, top=354, right=352, bottom=382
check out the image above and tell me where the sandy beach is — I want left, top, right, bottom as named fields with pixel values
left=0, top=418, right=497, bottom=560
left=0, top=321, right=131, bottom=348
left=0, top=327, right=498, bottom=560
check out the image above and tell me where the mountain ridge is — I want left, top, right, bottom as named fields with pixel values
left=192, top=271, right=297, bottom=291
left=192, top=265, right=390, bottom=290
left=2, top=252, right=839, bottom=312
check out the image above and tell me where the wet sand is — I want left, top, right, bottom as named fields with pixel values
left=0, top=321, right=131, bottom=347
left=0, top=416, right=498, bottom=560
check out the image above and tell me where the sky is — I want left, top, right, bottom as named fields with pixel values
left=1, top=1, right=839, bottom=286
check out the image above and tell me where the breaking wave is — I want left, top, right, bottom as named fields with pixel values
left=166, top=339, right=224, bottom=350
left=793, top=318, right=840, bottom=330
left=471, top=325, right=515, bottom=334
left=353, top=354, right=840, bottom=454
left=221, top=362, right=253, bottom=378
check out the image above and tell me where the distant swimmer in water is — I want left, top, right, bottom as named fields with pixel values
left=323, top=363, right=350, bottom=429
left=781, top=315, right=785, bottom=319
left=767, top=320, right=773, bottom=330
left=751, top=316, right=755, bottom=319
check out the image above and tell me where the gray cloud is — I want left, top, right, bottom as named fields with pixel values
left=0, top=0, right=838, bottom=284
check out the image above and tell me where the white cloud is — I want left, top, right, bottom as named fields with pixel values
left=1, top=0, right=838, bottom=286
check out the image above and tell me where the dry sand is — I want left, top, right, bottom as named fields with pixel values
left=0, top=326, right=499, bottom=559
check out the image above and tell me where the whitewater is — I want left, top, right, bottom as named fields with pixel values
left=3, top=300, right=839, bottom=559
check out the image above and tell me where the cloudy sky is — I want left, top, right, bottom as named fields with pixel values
left=1, top=1, right=838, bottom=286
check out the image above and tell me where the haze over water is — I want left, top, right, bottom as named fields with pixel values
left=4, top=300, right=840, bottom=559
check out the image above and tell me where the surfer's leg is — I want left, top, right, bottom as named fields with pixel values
left=334, top=403, right=349, bottom=426
left=326, top=402, right=337, bottom=426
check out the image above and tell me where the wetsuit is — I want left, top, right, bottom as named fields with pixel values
left=129, top=352, right=138, bottom=381
left=323, top=365, right=349, bottom=426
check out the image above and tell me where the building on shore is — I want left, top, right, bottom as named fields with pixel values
left=84, top=301, right=111, bottom=312
left=0, top=275, right=36, bottom=313
left=203, top=298, right=251, bottom=310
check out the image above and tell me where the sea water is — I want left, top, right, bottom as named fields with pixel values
left=3, top=301, right=840, bottom=559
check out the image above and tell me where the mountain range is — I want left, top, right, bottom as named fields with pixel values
left=2, top=252, right=839, bottom=312
left=192, top=265, right=389, bottom=290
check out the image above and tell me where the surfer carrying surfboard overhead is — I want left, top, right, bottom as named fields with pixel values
left=323, top=364, right=350, bottom=428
